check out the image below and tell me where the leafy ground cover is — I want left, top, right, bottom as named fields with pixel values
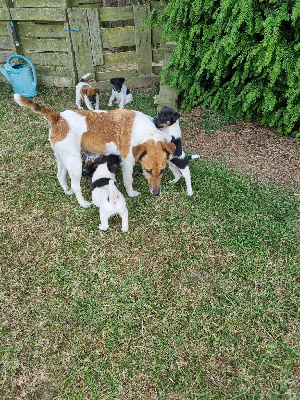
left=0, top=83, right=299, bottom=399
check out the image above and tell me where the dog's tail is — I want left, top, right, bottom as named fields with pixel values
left=14, top=94, right=60, bottom=125
left=109, top=180, right=119, bottom=208
left=187, top=154, right=200, bottom=161
left=80, top=73, right=91, bottom=82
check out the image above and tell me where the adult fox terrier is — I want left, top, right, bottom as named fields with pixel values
left=108, top=77, right=133, bottom=109
left=92, top=154, right=129, bottom=232
left=76, top=73, right=100, bottom=110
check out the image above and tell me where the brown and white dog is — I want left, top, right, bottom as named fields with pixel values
left=76, top=73, right=100, bottom=111
left=14, top=94, right=175, bottom=208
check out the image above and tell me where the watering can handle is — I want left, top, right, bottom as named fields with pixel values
left=6, top=55, right=37, bottom=88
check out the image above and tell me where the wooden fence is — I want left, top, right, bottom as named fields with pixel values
left=0, top=0, right=166, bottom=90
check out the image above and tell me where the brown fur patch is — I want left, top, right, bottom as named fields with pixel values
left=79, top=109, right=135, bottom=158
left=80, top=85, right=99, bottom=98
left=50, top=117, right=70, bottom=144
left=132, top=140, right=176, bottom=194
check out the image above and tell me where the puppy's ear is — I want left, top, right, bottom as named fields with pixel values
left=132, top=144, right=147, bottom=161
left=82, top=88, right=87, bottom=95
left=94, top=155, right=105, bottom=164
left=121, top=78, right=125, bottom=83
left=95, top=88, right=100, bottom=94
left=160, top=142, right=176, bottom=157
left=172, top=111, right=180, bottom=123
left=110, top=78, right=115, bottom=84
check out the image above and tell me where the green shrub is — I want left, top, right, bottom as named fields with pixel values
left=148, top=0, right=300, bottom=135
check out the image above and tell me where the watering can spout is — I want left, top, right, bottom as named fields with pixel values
left=0, top=66, right=10, bottom=83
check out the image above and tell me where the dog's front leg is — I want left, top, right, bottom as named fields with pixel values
left=118, top=94, right=125, bottom=109
left=108, top=92, right=115, bottom=107
left=122, top=159, right=140, bottom=197
left=76, top=93, right=83, bottom=109
left=167, top=160, right=182, bottom=183
left=67, top=160, right=91, bottom=208
left=180, top=165, right=194, bottom=196
left=84, top=95, right=94, bottom=111
left=98, top=209, right=109, bottom=231
left=95, top=94, right=99, bottom=111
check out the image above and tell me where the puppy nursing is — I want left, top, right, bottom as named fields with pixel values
left=154, top=106, right=199, bottom=196
left=92, top=154, right=128, bottom=232
left=14, top=94, right=175, bottom=209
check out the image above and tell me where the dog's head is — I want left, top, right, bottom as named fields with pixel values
left=110, top=77, right=125, bottom=93
left=94, top=154, right=121, bottom=174
left=153, top=106, right=180, bottom=129
left=81, top=86, right=99, bottom=105
left=132, top=140, right=176, bottom=196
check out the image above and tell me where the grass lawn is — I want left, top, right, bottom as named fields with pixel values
left=0, top=83, right=299, bottom=399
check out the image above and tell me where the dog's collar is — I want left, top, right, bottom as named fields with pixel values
left=92, top=178, right=114, bottom=191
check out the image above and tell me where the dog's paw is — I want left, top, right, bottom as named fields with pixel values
left=127, top=190, right=140, bottom=197
left=99, top=224, right=108, bottom=231
left=121, top=226, right=129, bottom=233
left=119, top=105, right=124, bottom=109
left=187, top=190, right=193, bottom=196
left=65, top=188, right=74, bottom=195
left=108, top=103, right=112, bottom=107
left=169, top=178, right=180, bottom=184
left=77, top=106, right=83, bottom=110
left=80, top=200, right=91, bottom=208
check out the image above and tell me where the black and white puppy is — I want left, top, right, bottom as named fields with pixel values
left=92, top=154, right=129, bottom=232
left=108, top=77, right=133, bottom=109
left=76, top=73, right=100, bottom=110
left=153, top=106, right=199, bottom=196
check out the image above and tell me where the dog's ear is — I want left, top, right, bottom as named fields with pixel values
left=110, top=78, right=115, bottom=85
left=94, top=155, right=106, bottom=164
left=82, top=88, right=87, bottom=95
left=132, top=144, right=147, bottom=161
left=160, top=142, right=176, bottom=157
left=95, top=88, right=100, bottom=95
left=109, top=163, right=120, bottom=174
left=120, top=78, right=125, bottom=83
left=172, top=111, right=180, bottom=123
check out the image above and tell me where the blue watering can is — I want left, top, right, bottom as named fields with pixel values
left=0, top=55, right=38, bottom=97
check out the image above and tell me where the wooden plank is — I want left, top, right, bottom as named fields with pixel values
left=36, top=65, right=75, bottom=77
left=38, top=74, right=74, bottom=87
left=101, top=26, right=135, bottom=49
left=0, top=9, right=8, bottom=21
left=0, top=37, right=13, bottom=49
left=99, top=6, right=133, bottom=22
left=95, top=68, right=137, bottom=82
left=0, top=50, right=13, bottom=64
left=67, top=8, right=94, bottom=78
left=13, top=0, right=62, bottom=7
left=24, top=51, right=71, bottom=66
left=133, top=4, right=152, bottom=75
left=103, top=50, right=136, bottom=67
left=10, top=8, right=66, bottom=22
left=87, top=8, right=103, bottom=66
left=97, top=74, right=159, bottom=92
left=22, top=37, right=68, bottom=52
left=18, top=22, right=66, bottom=38
left=152, top=48, right=163, bottom=63
left=152, top=27, right=163, bottom=45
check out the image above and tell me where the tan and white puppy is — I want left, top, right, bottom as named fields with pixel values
left=92, top=154, right=128, bottom=232
left=14, top=94, right=175, bottom=208
left=76, top=73, right=100, bottom=111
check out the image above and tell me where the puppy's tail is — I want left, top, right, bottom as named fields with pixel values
left=80, top=73, right=91, bottom=82
left=190, top=154, right=200, bottom=160
left=14, top=94, right=60, bottom=125
left=109, top=180, right=119, bottom=208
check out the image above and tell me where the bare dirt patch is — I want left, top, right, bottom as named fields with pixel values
left=181, top=108, right=300, bottom=193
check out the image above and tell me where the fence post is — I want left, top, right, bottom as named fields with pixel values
left=133, top=4, right=152, bottom=76
left=154, top=42, right=178, bottom=111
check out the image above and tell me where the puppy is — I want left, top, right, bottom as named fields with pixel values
left=92, top=154, right=128, bottom=232
left=108, top=77, right=133, bottom=109
left=81, top=149, right=101, bottom=177
left=153, top=106, right=199, bottom=196
left=14, top=94, right=175, bottom=207
left=76, top=73, right=100, bottom=110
